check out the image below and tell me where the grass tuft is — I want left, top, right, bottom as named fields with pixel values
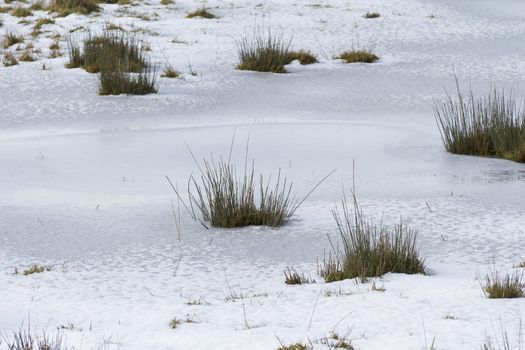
left=338, top=50, right=378, bottom=63
left=285, top=50, right=318, bottom=65
left=237, top=29, right=291, bottom=73
left=2, top=324, right=67, bottom=350
left=168, top=318, right=181, bottom=329
left=3, top=51, right=19, bottom=66
left=167, top=140, right=332, bottom=229
left=277, top=343, right=310, bottom=350
left=32, top=17, right=55, bottom=37
left=186, top=7, right=216, bottom=19
left=364, top=12, right=380, bottom=18
left=67, top=31, right=147, bottom=73
left=98, top=66, right=158, bottom=95
left=284, top=267, right=314, bottom=285
left=19, top=49, right=36, bottom=61
left=11, top=7, right=33, bottom=17
left=434, top=79, right=525, bottom=163
left=161, top=65, right=180, bottom=78
left=2, top=31, right=24, bottom=48
left=49, top=0, right=100, bottom=16
left=321, top=191, right=425, bottom=283
left=22, top=264, right=52, bottom=275
left=481, top=269, right=525, bottom=299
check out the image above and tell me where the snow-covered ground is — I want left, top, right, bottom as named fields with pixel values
left=1, top=0, right=525, bottom=349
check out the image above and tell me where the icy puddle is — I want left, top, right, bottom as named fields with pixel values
left=1, top=122, right=524, bottom=350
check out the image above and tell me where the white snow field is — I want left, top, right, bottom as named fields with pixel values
left=1, top=0, right=525, bottom=349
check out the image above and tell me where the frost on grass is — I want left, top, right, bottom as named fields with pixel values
left=434, top=79, right=525, bottom=163
left=321, top=190, right=425, bottom=283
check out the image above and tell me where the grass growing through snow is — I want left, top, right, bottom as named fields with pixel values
left=3, top=52, right=19, bottom=66
left=166, top=138, right=333, bottom=228
left=98, top=65, right=158, bottom=95
left=364, top=12, right=380, bottom=18
left=49, top=0, right=100, bottom=16
left=19, top=264, right=52, bottom=275
left=284, top=267, right=314, bottom=285
left=321, top=190, right=425, bottom=283
left=186, top=7, right=216, bottom=19
left=67, top=31, right=158, bottom=95
left=481, top=320, right=523, bottom=350
left=236, top=29, right=291, bottom=73
left=337, top=50, right=378, bottom=63
left=11, top=7, right=33, bottom=17
left=277, top=343, right=310, bottom=350
left=481, top=269, right=525, bottom=299
left=285, top=50, right=318, bottom=65
left=434, top=80, right=525, bottom=163
left=2, top=323, right=67, bottom=350
left=2, top=31, right=24, bottom=48
left=67, top=31, right=147, bottom=73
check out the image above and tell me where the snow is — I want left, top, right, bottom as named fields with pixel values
left=1, top=0, right=525, bottom=349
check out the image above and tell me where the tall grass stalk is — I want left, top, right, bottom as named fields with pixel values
left=434, top=79, right=525, bottom=163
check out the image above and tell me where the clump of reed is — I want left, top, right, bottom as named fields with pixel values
left=167, top=138, right=333, bottom=228
left=236, top=29, right=292, bottom=73
left=321, top=190, right=425, bottom=283
left=434, top=79, right=525, bottom=163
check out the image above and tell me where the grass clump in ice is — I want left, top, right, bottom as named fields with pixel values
left=284, top=267, right=314, bottom=285
left=2, top=31, right=24, bottom=48
left=434, top=80, right=525, bottom=163
left=481, top=269, right=525, bottom=299
left=166, top=138, right=333, bottom=229
left=285, top=50, right=318, bottom=65
left=337, top=50, right=378, bottom=63
left=321, top=191, right=425, bottom=283
left=236, top=29, right=291, bottom=73
left=364, top=12, right=380, bottom=19
left=10, top=7, right=33, bottom=17
left=186, top=7, right=216, bottom=19
left=49, top=0, right=100, bottom=16
left=3, top=51, right=19, bottom=66
left=19, top=264, right=52, bottom=275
